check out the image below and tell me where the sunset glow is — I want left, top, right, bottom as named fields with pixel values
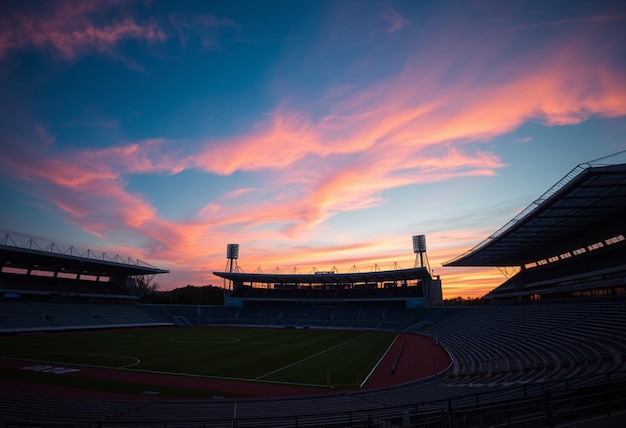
left=1, top=1, right=625, bottom=298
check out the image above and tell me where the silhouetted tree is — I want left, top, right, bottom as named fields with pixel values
left=144, top=285, right=225, bottom=305
left=443, top=296, right=486, bottom=306
left=135, top=277, right=159, bottom=303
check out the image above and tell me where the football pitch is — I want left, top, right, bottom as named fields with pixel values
left=1, top=327, right=398, bottom=396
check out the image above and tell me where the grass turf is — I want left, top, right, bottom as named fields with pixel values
left=1, top=326, right=397, bottom=395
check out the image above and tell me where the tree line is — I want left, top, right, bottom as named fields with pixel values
left=139, top=283, right=225, bottom=305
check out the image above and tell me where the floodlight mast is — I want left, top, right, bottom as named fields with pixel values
left=226, top=244, right=239, bottom=273
left=412, top=235, right=430, bottom=271
left=223, top=244, right=240, bottom=294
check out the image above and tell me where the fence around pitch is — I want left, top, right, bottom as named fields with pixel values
left=7, top=370, right=618, bottom=428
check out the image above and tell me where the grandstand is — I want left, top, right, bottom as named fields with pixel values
left=445, top=160, right=626, bottom=302
left=1, top=155, right=626, bottom=427
left=214, top=267, right=442, bottom=314
left=213, top=234, right=443, bottom=319
left=0, top=233, right=170, bottom=332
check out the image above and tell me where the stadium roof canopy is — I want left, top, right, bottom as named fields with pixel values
left=0, top=233, right=168, bottom=278
left=444, top=161, right=626, bottom=268
left=214, top=267, right=431, bottom=285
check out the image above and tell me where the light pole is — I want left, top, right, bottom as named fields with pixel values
left=198, top=267, right=204, bottom=325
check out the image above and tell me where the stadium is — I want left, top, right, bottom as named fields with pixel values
left=1, top=156, right=625, bottom=427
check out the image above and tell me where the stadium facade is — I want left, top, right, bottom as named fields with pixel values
left=213, top=234, right=443, bottom=309
left=215, top=264, right=443, bottom=309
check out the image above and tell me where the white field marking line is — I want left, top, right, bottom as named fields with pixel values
left=229, top=340, right=370, bottom=350
left=168, top=336, right=240, bottom=344
left=255, top=332, right=371, bottom=380
left=4, top=354, right=141, bottom=369
left=5, top=355, right=331, bottom=389
left=359, top=333, right=399, bottom=388
left=113, top=366, right=335, bottom=389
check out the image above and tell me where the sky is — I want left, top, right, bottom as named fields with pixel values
left=0, top=0, right=625, bottom=298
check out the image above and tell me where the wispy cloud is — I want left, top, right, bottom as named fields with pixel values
left=0, top=1, right=166, bottom=60
left=503, top=13, right=626, bottom=32
left=514, top=136, right=533, bottom=144
left=0, top=1, right=238, bottom=64
left=169, top=12, right=238, bottom=51
left=381, top=9, right=410, bottom=33
left=193, top=112, right=322, bottom=175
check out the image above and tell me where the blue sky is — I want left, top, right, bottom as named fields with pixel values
left=0, top=0, right=625, bottom=297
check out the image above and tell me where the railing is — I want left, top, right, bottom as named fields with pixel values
left=5, top=370, right=621, bottom=428
left=444, top=149, right=626, bottom=267
left=443, top=162, right=589, bottom=266
left=0, top=230, right=162, bottom=270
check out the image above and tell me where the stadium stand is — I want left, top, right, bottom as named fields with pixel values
left=446, top=160, right=626, bottom=303
left=2, top=157, right=626, bottom=426
left=0, top=234, right=171, bottom=333
left=217, top=268, right=437, bottom=308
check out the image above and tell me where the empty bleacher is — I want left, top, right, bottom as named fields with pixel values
left=1, top=299, right=626, bottom=427
left=0, top=301, right=169, bottom=332
left=229, top=283, right=424, bottom=301
left=420, top=301, right=626, bottom=384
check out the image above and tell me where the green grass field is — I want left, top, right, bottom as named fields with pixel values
left=1, top=327, right=397, bottom=396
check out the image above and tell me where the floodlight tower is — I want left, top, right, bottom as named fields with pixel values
left=223, top=243, right=240, bottom=295
left=412, top=235, right=430, bottom=271
left=226, top=244, right=239, bottom=273
left=413, top=235, right=442, bottom=306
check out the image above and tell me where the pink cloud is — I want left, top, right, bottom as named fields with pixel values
left=0, top=2, right=242, bottom=70
left=271, top=148, right=503, bottom=237
left=193, top=112, right=323, bottom=175
left=0, top=1, right=166, bottom=60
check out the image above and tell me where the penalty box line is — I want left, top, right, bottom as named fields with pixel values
left=255, top=332, right=370, bottom=380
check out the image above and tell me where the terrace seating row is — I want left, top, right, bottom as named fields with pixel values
left=229, top=284, right=423, bottom=300
left=177, top=303, right=467, bottom=331
left=0, top=301, right=164, bottom=332
left=0, top=298, right=469, bottom=334
left=420, top=302, right=626, bottom=384
left=0, top=384, right=147, bottom=426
